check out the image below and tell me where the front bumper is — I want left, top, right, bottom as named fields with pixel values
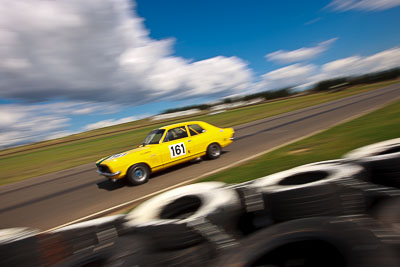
left=96, top=170, right=121, bottom=177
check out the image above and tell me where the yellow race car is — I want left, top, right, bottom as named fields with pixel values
left=96, top=121, right=235, bottom=185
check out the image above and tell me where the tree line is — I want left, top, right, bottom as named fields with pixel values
left=162, top=67, right=400, bottom=114
left=313, top=68, right=400, bottom=92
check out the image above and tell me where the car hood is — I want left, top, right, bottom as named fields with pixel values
left=96, top=146, right=150, bottom=166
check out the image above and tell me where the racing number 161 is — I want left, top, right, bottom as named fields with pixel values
left=169, top=142, right=186, bottom=158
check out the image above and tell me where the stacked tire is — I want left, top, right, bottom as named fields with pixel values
left=343, top=138, right=400, bottom=189
left=113, top=182, right=242, bottom=266
left=1, top=138, right=400, bottom=266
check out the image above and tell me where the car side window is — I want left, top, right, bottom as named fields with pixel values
left=164, top=126, right=188, bottom=142
left=188, top=124, right=205, bottom=136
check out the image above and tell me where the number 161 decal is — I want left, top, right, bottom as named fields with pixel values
left=169, top=142, right=187, bottom=158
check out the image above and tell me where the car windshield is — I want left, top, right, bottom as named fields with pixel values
left=142, top=129, right=165, bottom=145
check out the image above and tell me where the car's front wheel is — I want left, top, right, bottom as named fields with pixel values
left=127, top=164, right=150, bottom=185
left=206, top=143, right=221, bottom=159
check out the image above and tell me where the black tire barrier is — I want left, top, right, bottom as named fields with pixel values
left=344, top=138, right=400, bottom=188
left=124, top=182, right=242, bottom=251
left=245, top=163, right=368, bottom=223
left=213, top=216, right=400, bottom=267
left=3, top=139, right=400, bottom=266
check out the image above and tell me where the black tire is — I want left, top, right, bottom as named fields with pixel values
left=247, top=163, right=368, bottom=222
left=343, top=138, right=400, bottom=188
left=372, top=170, right=400, bottom=188
left=126, top=164, right=150, bottom=185
left=46, top=215, right=126, bottom=266
left=51, top=214, right=126, bottom=239
left=301, top=158, right=349, bottom=168
left=145, top=241, right=215, bottom=267
left=102, top=234, right=151, bottom=267
left=0, top=228, right=41, bottom=267
left=227, top=181, right=274, bottom=235
left=105, top=236, right=214, bottom=267
left=213, top=216, right=400, bottom=267
left=206, top=143, right=221, bottom=159
left=371, top=197, right=400, bottom=232
left=294, top=159, right=400, bottom=207
left=124, top=182, right=241, bottom=251
left=53, top=249, right=111, bottom=267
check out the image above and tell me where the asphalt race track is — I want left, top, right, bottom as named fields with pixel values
left=1, top=83, right=399, bottom=231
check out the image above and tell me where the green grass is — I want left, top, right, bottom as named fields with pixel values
left=200, top=99, right=400, bottom=184
left=1, top=79, right=399, bottom=185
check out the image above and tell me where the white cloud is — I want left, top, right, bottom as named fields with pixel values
left=304, top=17, right=322, bottom=26
left=266, top=38, right=338, bottom=64
left=0, top=101, right=118, bottom=148
left=83, top=115, right=150, bottom=131
left=319, top=47, right=400, bottom=79
left=183, top=56, right=252, bottom=98
left=257, top=46, right=400, bottom=92
left=257, top=64, right=317, bottom=90
left=0, top=105, right=70, bottom=148
left=327, top=0, right=400, bottom=11
left=0, top=0, right=253, bottom=104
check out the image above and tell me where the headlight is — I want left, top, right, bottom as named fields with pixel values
left=109, top=152, right=127, bottom=160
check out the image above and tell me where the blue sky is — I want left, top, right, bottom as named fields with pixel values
left=137, top=0, right=400, bottom=73
left=0, top=0, right=399, bottom=148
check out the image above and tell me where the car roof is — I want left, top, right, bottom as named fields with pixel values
left=158, top=121, right=207, bottom=130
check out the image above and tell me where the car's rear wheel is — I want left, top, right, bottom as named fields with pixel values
left=206, top=143, right=221, bottom=159
left=127, top=164, right=150, bottom=185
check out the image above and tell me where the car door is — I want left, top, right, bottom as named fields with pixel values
left=159, top=126, right=194, bottom=166
left=187, top=123, right=208, bottom=154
